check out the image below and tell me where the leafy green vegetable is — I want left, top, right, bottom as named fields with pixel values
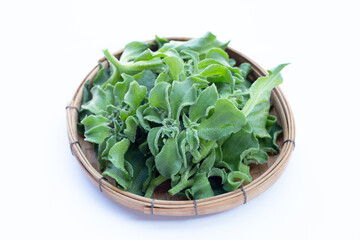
left=78, top=32, right=287, bottom=200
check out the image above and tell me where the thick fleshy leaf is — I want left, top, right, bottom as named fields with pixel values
left=175, top=32, right=229, bottom=55
left=103, top=49, right=164, bottom=75
left=163, top=56, right=184, bottom=81
left=81, top=85, right=107, bottom=115
left=119, top=41, right=153, bottom=63
left=114, top=73, right=134, bottom=103
left=124, top=116, right=138, bottom=143
left=181, top=49, right=200, bottom=74
left=169, top=79, right=197, bottom=120
left=124, top=81, right=147, bottom=112
left=83, top=125, right=111, bottom=144
left=223, top=163, right=252, bottom=192
left=143, top=107, right=163, bottom=124
left=155, top=35, right=169, bottom=49
left=100, top=135, right=117, bottom=160
left=185, top=173, right=214, bottom=200
left=189, top=84, right=218, bottom=122
left=108, top=139, right=131, bottom=179
left=259, top=120, right=283, bottom=154
left=147, top=127, right=162, bottom=156
left=133, top=70, right=156, bottom=93
left=155, top=137, right=182, bottom=178
left=102, top=162, right=131, bottom=190
left=92, top=63, right=111, bottom=86
left=246, top=102, right=271, bottom=138
left=149, top=82, right=171, bottom=113
left=207, top=168, right=227, bottom=184
left=142, top=156, right=155, bottom=193
left=81, top=115, right=109, bottom=132
left=243, top=149, right=269, bottom=165
left=197, top=99, right=246, bottom=140
left=136, top=104, right=150, bottom=131
left=222, top=128, right=259, bottom=171
left=104, top=84, right=115, bottom=106
left=199, top=149, right=216, bottom=173
left=125, top=145, right=148, bottom=196
left=196, top=64, right=234, bottom=92
left=239, top=62, right=252, bottom=79
left=242, top=64, right=288, bottom=116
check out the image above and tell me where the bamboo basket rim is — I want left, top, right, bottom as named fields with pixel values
left=66, top=37, right=295, bottom=216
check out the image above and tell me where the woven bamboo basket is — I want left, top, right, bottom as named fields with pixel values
left=66, top=37, right=295, bottom=216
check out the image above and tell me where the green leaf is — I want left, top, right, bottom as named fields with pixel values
left=147, top=127, right=162, bottom=156
left=103, top=162, right=131, bottom=190
left=175, top=32, right=229, bottom=55
left=189, top=84, right=218, bottom=122
left=83, top=125, right=111, bottom=144
left=133, top=70, right=156, bottom=93
left=108, top=139, right=131, bottom=179
left=143, top=107, right=163, bottom=124
left=246, top=102, right=271, bottom=138
left=103, top=49, right=164, bottom=75
left=222, top=128, right=259, bottom=171
left=197, top=99, right=246, bottom=141
left=239, top=62, right=252, bottom=79
left=163, top=56, right=184, bottom=81
left=155, top=137, right=182, bottom=178
left=81, top=85, right=107, bottom=115
left=100, top=135, right=117, bottom=160
left=196, top=64, right=234, bottom=92
left=92, top=62, right=111, bottom=86
left=242, top=64, right=288, bottom=116
left=149, top=82, right=171, bottom=113
left=155, top=35, right=169, bottom=49
left=81, top=115, right=109, bottom=131
left=199, top=149, right=216, bottom=173
left=119, top=41, right=153, bottom=63
left=185, top=173, right=214, bottom=200
left=113, top=73, right=134, bottom=104
left=124, top=116, right=138, bottom=143
left=124, top=81, right=147, bottom=112
left=169, top=79, right=197, bottom=120
left=125, top=144, right=148, bottom=196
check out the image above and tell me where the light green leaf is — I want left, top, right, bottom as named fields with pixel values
left=149, top=82, right=171, bottom=113
left=119, top=41, right=153, bottom=63
left=124, top=116, right=138, bottom=143
left=222, top=128, right=259, bottom=171
left=124, top=81, right=147, bottom=112
left=155, top=137, right=182, bottom=178
left=185, top=173, right=214, bottom=200
left=169, top=79, right=197, bottom=120
left=175, top=32, right=229, bottom=55
left=242, top=64, right=288, bottom=116
left=196, top=64, right=234, bottom=92
left=147, top=127, right=162, bottom=156
left=113, top=73, right=134, bottom=104
left=197, top=99, right=246, bottom=141
left=108, top=139, right=131, bottom=179
left=163, top=56, right=184, bottom=81
left=81, top=115, right=109, bottom=131
left=83, top=125, right=111, bottom=144
left=102, top=162, right=131, bottom=190
left=189, top=84, right=218, bottom=122
left=81, top=85, right=107, bottom=115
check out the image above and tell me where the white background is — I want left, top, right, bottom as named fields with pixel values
left=1, top=0, right=359, bottom=239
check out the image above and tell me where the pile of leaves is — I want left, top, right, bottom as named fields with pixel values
left=79, top=32, right=287, bottom=200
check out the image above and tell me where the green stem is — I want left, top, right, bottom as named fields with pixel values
left=168, top=179, right=194, bottom=196
left=144, top=175, right=167, bottom=198
left=103, top=49, right=164, bottom=75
